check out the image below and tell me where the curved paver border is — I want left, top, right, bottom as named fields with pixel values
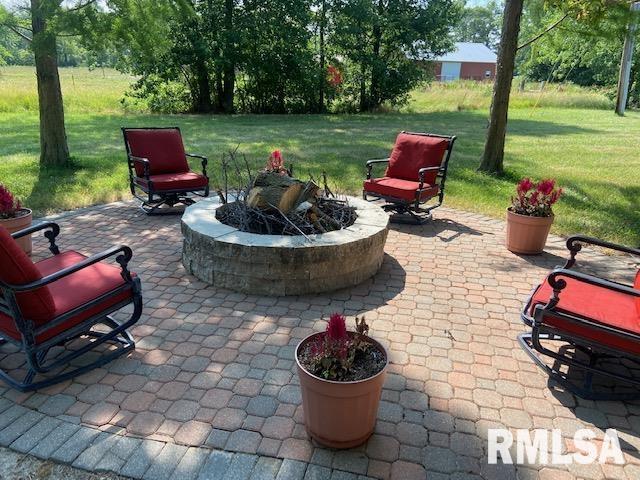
left=181, top=196, right=390, bottom=295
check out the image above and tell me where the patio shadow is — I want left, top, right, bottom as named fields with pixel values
left=535, top=347, right=640, bottom=462
left=392, top=216, right=486, bottom=242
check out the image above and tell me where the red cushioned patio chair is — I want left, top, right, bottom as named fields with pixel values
left=0, top=223, right=142, bottom=391
left=363, top=131, right=456, bottom=224
left=520, top=235, right=640, bottom=400
left=122, top=127, right=209, bottom=214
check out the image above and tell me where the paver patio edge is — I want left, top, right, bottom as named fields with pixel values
left=2, top=408, right=377, bottom=480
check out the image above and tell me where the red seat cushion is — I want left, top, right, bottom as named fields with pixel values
left=385, top=133, right=449, bottom=183
left=0, top=251, right=133, bottom=344
left=125, top=128, right=189, bottom=176
left=530, top=275, right=640, bottom=355
left=0, top=227, right=55, bottom=323
left=363, top=177, right=439, bottom=202
left=135, top=171, right=208, bottom=192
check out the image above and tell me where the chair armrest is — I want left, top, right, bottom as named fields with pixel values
left=128, top=155, right=150, bottom=178
left=10, top=245, right=134, bottom=292
left=186, top=153, right=208, bottom=178
left=564, top=235, right=640, bottom=268
left=366, top=158, right=390, bottom=166
left=418, top=166, right=442, bottom=186
left=365, top=158, right=389, bottom=179
left=533, top=268, right=640, bottom=332
left=546, top=268, right=640, bottom=301
left=11, top=222, right=60, bottom=255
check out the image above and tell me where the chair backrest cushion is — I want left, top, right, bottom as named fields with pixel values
left=125, top=128, right=189, bottom=176
left=385, top=133, right=449, bottom=184
left=0, top=227, right=55, bottom=323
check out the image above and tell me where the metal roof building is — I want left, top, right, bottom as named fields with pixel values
left=433, top=42, right=497, bottom=81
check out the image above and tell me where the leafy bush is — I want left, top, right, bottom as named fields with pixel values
left=123, top=75, right=192, bottom=114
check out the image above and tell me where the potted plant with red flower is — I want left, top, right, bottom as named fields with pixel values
left=0, top=184, right=32, bottom=255
left=506, top=178, right=562, bottom=254
left=295, top=314, right=388, bottom=448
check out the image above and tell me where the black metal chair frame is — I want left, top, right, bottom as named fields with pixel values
left=519, top=235, right=640, bottom=400
left=0, top=222, right=142, bottom=392
left=363, top=132, right=457, bottom=224
left=122, top=127, right=209, bottom=215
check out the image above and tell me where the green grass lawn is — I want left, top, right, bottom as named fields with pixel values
left=1, top=66, right=639, bottom=245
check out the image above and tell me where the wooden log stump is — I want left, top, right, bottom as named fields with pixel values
left=247, top=172, right=319, bottom=213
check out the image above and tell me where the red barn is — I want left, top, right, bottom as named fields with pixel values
left=433, top=42, right=497, bottom=82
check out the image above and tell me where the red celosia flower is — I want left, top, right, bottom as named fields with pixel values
left=265, top=150, right=287, bottom=175
left=0, top=184, right=20, bottom=219
left=326, top=313, right=347, bottom=342
left=517, top=178, right=533, bottom=194
left=510, top=177, right=561, bottom=217
left=549, top=188, right=563, bottom=205
left=537, top=179, right=556, bottom=196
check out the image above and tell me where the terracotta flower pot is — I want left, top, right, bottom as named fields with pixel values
left=0, top=208, right=32, bottom=255
left=506, top=209, right=554, bottom=255
left=295, top=332, right=388, bottom=449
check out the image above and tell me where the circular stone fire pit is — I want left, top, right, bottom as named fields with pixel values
left=181, top=196, right=389, bottom=295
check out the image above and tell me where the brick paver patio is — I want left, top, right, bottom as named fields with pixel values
left=0, top=200, right=639, bottom=480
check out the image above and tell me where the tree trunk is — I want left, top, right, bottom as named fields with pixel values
left=222, top=66, right=235, bottom=113
left=318, top=0, right=326, bottom=112
left=221, top=0, right=235, bottom=113
left=215, top=67, right=223, bottom=111
left=369, top=0, right=384, bottom=108
left=31, top=0, right=70, bottom=167
left=194, top=58, right=213, bottom=113
left=615, top=2, right=640, bottom=116
left=359, top=62, right=367, bottom=112
left=478, top=0, right=524, bottom=175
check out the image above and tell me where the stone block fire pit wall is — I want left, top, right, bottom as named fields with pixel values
left=182, top=196, right=389, bottom=295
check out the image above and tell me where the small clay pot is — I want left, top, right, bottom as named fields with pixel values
left=506, top=209, right=554, bottom=255
left=0, top=208, right=32, bottom=255
left=295, top=333, right=388, bottom=449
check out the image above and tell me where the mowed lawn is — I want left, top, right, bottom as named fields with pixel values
left=1, top=66, right=639, bottom=245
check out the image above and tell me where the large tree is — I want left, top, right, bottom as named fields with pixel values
left=1, top=1, right=104, bottom=166
left=30, top=0, right=69, bottom=166
left=478, top=0, right=523, bottom=175
left=333, top=0, right=460, bottom=112
left=479, top=0, right=633, bottom=175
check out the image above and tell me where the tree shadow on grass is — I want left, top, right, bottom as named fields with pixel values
left=26, top=162, right=83, bottom=216
left=0, top=109, right=599, bottom=159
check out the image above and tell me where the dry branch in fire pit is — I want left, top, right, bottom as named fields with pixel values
left=214, top=149, right=356, bottom=237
